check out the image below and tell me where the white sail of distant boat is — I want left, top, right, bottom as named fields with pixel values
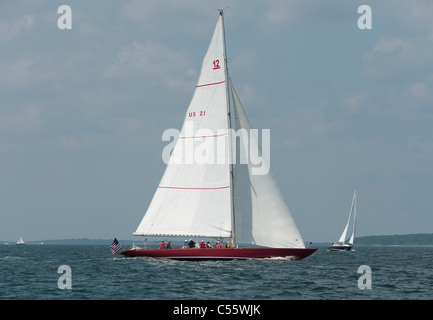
left=329, top=189, right=357, bottom=251
left=120, top=10, right=317, bottom=260
left=17, top=236, right=25, bottom=245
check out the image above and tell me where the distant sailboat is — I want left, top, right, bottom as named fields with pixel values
left=120, top=11, right=317, bottom=261
left=328, top=189, right=357, bottom=251
left=17, top=236, right=25, bottom=245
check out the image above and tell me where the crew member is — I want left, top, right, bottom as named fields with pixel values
left=200, top=240, right=206, bottom=248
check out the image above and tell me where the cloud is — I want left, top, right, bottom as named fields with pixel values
left=404, top=0, right=433, bottom=40
left=408, top=136, right=433, bottom=158
left=120, top=0, right=215, bottom=37
left=361, top=2, right=433, bottom=80
left=271, top=107, right=345, bottom=149
left=407, top=74, right=433, bottom=99
left=371, top=37, right=409, bottom=55
left=263, top=0, right=316, bottom=26
left=56, top=135, right=80, bottom=150
left=0, top=105, right=42, bottom=131
left=104, top=41, right=196, bottom=90
left=0, top=49, right=94, bottom=90
left=265, top=0, right=293, bottom=24
left=121, top=0, right=163, bottom=22
left=362, top=36, right=412, bottom=78
left=0, top=15, right=34, bottom=43
left=343, top=92, right=368, bottom=113
left=0, top=105, right=43, bottom=154
left=0, top=57, right=50, bottom=88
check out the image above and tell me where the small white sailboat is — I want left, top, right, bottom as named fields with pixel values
left=328, top=189, right=357, bottom=251
left=17, top=236, right=25, bottom=245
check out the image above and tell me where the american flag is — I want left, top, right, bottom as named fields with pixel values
left=110, top=238, right=123, bottom=254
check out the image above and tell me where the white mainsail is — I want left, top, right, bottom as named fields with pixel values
left=134, top=14, right=232, bottom=238
left=231, top=81, right=305, bottom=248
left=337, top=189, right=357, bottom=245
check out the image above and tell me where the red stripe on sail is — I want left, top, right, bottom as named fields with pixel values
left=158, top=186, right=230, bottom=190
left=196, top=80, right=225, bottom=88
left=178, top=132, right=228, bottom=139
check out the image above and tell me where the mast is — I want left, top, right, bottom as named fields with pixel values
left=219, top=9, right=237, bottom=247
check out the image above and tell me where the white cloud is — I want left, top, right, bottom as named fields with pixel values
left=120, top=0, right=216, bottom=37
left=265, top=0, right=292, bottom=24
left=362, top=35, right=433, bottom=80
left=0, top=15, right=34, bottom=43
left=361, top=1, right=433, bottom=80
left=371, top=37, right=409, bottom=55
left=408, top=136, right=433, bottom=160
left=121, top=0, right=162, bottom=22
left=56, top=135, right=80, bottom=150
left=407, top=74, right=433, bottom=100
left=0, top=105, right=42, bottom=131
left=343, top=92, right=368, bottom=113
left=231, top=48, right=260, bottom=77
left=406, top=0, right=433, bottom=40
left=104, top=41, right=196, bottom=90
left=263, top=0, right=313, bottom=26
left=0, top=49, right=94, bottom=90
left=0, top=59, right=39, bottom=88
left=271, top=107, right=345, bottom=150
left=408, top=82, right=426, bottom=99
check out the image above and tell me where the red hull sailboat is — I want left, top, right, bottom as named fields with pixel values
left=121, top=247, right=316, bottom=261
left=120, top=11, right=316, bottom=261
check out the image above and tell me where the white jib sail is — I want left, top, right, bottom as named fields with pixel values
left=348, top=189, right=357, bottom=245
left=337, top=189, right=356, bottom=244
left=134, top=15, right=232, bottom=238
left=231, top=80, right=306, bottom=249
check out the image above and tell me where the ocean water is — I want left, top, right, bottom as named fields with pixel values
left=1, top=244, right=432, bottom=301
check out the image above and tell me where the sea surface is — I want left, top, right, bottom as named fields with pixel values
left=1, top=244, right=432, bottom=300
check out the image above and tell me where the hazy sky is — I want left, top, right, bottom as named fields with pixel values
left=1, top=1, right=432, bottom=243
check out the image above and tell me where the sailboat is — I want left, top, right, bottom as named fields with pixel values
left=17, top=236, right=25, bottom=245
left=121, top=11, right=317, bottom=260
left=328, top=189, right=357, bottom=251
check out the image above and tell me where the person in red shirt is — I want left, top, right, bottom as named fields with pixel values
left=199, top=240, right=206, bottom=248
left=160, top=240, right=166, bottom=249
left=216, top=241, right=222, bottom=248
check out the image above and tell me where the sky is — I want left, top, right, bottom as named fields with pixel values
left=1, top=0, right=432, bottom=243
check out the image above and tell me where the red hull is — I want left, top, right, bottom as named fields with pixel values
left=120, top=247, right=317, bottom=260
